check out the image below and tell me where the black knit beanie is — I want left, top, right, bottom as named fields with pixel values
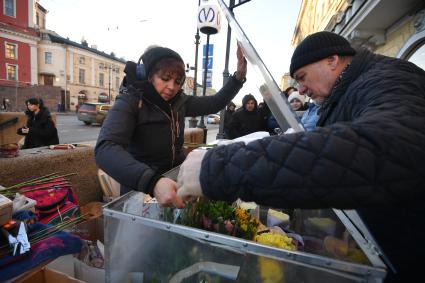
left=290, top=31, right=356, bottom=77
left=140, top=46, right=184, bottom=78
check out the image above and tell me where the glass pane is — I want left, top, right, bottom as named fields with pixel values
left=104, top=195, right=370, bottom=283
left=408, top=43, right=425, bottom=70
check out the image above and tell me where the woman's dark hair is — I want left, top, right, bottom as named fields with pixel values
left=26, top=98, right=45, bottom=109
left=148, top=58, right=186, bottom=86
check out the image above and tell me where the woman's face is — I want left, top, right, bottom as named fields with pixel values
left=245, top=100, right=256, bottom=111
left=150, top=70, right=185, bottom=101
left=290, top=99, right=302, bottom=111
left=27, top=103, right=39, bottom=112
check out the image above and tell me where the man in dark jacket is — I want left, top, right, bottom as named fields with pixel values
left=223, top=101, right=236, bottom=138
left=177, top=31, right=425, bottom=282
left=228, top=94, right=266, bottom=138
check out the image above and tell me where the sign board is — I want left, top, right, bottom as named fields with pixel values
left=202, top=57, right=213, bottom=69
left=205, top=70, right=213, bottom=87
left=203, top=44, right=214, bottom=57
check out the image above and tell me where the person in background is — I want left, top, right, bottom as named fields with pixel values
left=2, top=98, right=7, bottom=111
left=95, top=45, right=247, bottom=208
left=176, top=31, right=425, bottom=282
left=223, top=101, right=236, bottom=138
left=17, top=98, right=59, bottom=149
left=284, top=86, right=298, bottom=98
left=300, top=99, right=320, bottom=131
left=287, top=91, right=307, bottom=111
left=228, top=94, right=266, bottom=139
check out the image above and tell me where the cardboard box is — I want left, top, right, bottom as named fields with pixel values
left=17, top=267, right=84, bottom=283
left=74, top=257, right=105, bottom=283
left=0, top=193, right=13, bottom=226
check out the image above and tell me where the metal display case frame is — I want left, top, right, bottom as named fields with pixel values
left=104, top=192, right=387, bottom=283
left=103, top=1, right=389, bottom=281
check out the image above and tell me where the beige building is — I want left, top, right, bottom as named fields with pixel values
left=34, top=1, right=125, bottom=111
left=292, top=0, right=425, bottom=70
left=37, top=32, right=125, bottom=111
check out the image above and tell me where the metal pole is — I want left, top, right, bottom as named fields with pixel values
left=15, top=80, right=18, bottom=111
left=108, top=65, right=111, bottom=102
left=188, top=5, right=201, bottom=128
left=64, top=46, right=67, bottom=112
left=197, top=34, right=210, bottom=130
left=216, top=0, right=235, bottom=139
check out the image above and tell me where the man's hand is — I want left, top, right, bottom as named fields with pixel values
left=153, top=177, right=185, bottom=208
left=235, top=43, right=247, bottom=82
left=176, top=149, right=207, bottom=201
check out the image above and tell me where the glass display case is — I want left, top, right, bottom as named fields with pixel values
left=103, top=192, right=386, bottom=283
left=103, top=2, right=389, bottom=282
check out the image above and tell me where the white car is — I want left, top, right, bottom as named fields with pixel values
left=207, top=114, right=220, bottom=124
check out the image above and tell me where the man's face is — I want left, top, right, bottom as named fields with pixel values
left=293, top=58, right=336, bottom=105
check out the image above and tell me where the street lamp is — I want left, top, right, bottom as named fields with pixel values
left=197, top=0, right=221, bottom=130
left=99, top=63, right=118, bottom=103
left=188, top=3, right=201, bottom=128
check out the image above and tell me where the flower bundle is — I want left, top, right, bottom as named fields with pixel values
left=182, top=199, right=260, bottom=240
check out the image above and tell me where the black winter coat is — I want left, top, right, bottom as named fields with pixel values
left=17, top=108, right=59, bottom=149
left=95, top=73, right=243, bottom=195
left=228, top=108, right=266, bottom=139
left=200, top=49, right=425, bottom=282
left=223, top=109, right=234, bottom=138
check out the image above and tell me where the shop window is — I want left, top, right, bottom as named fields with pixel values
left=407, top=43, right=425, bottom=71
left=4, top=0, right=15, bottom=17
left=5, top=42, right=17, bottom=59
left=45, top=52, right=52, bottom=64
left=79, top=69, right=85, bottom=84
left=99, top=73, right=105, bottom=87
left=6, top=64, right=17, bottom=81
left=44, top=75, right=54, bottom=86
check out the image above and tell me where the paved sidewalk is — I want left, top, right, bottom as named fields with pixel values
left=54, top=111, right=77, bottom=116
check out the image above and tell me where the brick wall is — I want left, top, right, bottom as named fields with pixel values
left=0, top=85, right=62, bottom=112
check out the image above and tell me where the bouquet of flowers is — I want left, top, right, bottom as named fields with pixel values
left=174, top=199, right=260, bottom=240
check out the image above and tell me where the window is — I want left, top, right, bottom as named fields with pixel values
left=79, top=56, right=85, bottom=64
left=4, top=0, right=15, bottom=17
left=44, top=52, right=52, bottom=64
left=99, top=73, right=104, bottom=87
left=79, top=69, right=85, bottom=84
left=408, top=43, right=425, bottom=71
left=116, top=77, right=120, bottom=90
left=5, top=42, right=17, bottom=59
left=6, top=64, right=17, bottom=80
left=36, top=12, right=39, bottom=26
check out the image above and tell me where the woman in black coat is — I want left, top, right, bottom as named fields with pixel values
left=95, top=45, right=247, bottom=208
left=17, top=98, right=59, bottom=149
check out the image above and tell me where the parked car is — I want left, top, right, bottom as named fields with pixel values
left=207, top=114, right=220, bottom=124
left=77, top=102, right=111, bottom=125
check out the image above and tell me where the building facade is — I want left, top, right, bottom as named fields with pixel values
left=0, top=0, right=38, bottom=87
left=1, top=0, right=125, bottom=111
left=292, top=0, right=425, bottom=70
left=38, top=32, right=125, bottom=111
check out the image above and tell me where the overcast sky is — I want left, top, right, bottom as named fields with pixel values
left=38, top=0, right=302, bottom=105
